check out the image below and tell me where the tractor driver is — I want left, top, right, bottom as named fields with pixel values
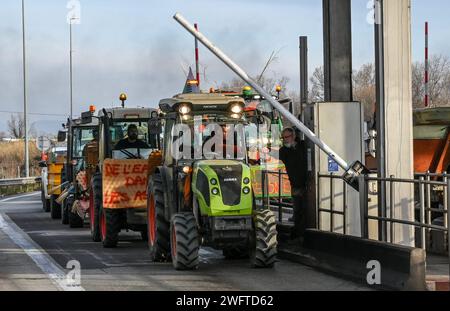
left=114, top=124, right=150, bottom=150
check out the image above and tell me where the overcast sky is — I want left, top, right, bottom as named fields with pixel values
left=1, top=0, right=449, bottom=135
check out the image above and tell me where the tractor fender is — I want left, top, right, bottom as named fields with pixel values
left=155, top=166, right=176, bottom=222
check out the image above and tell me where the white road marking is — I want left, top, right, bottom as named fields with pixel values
left=0, top=192, right=40, bottom=204
left=3, top=201, right=42, bottom=204
left=0, top=212, right=85, bottom=291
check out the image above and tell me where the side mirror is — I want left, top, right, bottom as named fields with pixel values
left=38, top=161, right=47, bottom=168
left=81, top=111, right=93, bottom=124
left=57, top=131, right=67, bottom=142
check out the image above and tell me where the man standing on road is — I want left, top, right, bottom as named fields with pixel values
left=279, top=128, right=308, bottom=240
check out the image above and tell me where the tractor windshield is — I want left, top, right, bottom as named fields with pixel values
left=174, top=114, right=247, bottom=161
left=73, top=127, right=96, bottom=159
left=110, top=120, right=157, bottom=149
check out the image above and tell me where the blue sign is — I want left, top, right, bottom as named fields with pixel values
left=328, top=156, right=339, bottom=172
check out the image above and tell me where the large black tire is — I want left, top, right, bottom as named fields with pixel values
left=61, top=196, right=70, bottom=225
left=41, top=189, right=50, bottom=212
left=50, top=194, right=62, bottom=219
left=170, top=213, right=199, bottom=270
left=223, top=245, right=249, bottom=260
left=68, top=198, right=84, bottom=228
left=101, top=208, right=122, bottom=248
left=249, top=210, right=277, bottom=268
left=147, top=173, right=171, bottom=262
left=90, top=173, right=102, bottom=242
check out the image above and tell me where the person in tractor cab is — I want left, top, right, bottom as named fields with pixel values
left=279, top=127, right=308, bottom=240
left=114, top=124, right=150, bottom=150
left=82, top=128, right=99, bottom=157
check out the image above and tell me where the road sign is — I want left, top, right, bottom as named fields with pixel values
left=328, top=156, right=339, bottom=172
left=36, top=136, right=51, bottom=151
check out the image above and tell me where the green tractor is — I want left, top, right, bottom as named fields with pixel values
left=146, top=93, right=278, bottom=270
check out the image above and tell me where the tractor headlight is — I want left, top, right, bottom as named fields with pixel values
left=210, top=178, right=218, bottom=185
left=243, top=187, right=250, bottom=194
left=211, top=188, right=219, bottom=195
left=243, top=177, right=250, bottom=185
left=230, top=113, right=241, bottom=119
left=178, top=104, right=191, bottom=115
left=230, top=103, right=243, bottom=114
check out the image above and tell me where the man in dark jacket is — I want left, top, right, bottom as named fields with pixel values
left=114, top=124, right=150, bottom=150
left=279, top=128, right=308, bottom=239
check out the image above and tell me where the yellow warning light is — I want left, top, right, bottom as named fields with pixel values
left=275, top=85, right=282, bottom=93
left=187, top=80, right=199, bottom=86
left=119, top=93, right=127, bottom=101
left=89, top=105, right=96, bottom=113
left=243, top=86, right=252, bottom=92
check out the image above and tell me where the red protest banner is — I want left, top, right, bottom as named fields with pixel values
left=102, top=159, right=149, bottom=209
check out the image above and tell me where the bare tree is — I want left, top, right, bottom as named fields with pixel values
left=353, top=63, right=376, bottom=122
left=7, top=114, right=25, bottom=139
left=309, top=66, right=324, bottom=102
left=412, top=54, right=450, bottom=108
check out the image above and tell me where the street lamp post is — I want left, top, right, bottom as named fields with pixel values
left=22, top=0, right=29, bottom=178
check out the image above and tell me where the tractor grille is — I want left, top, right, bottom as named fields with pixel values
left=212, top=165, right=243, bottom=206
left=196, top=170, right=210, bottom=206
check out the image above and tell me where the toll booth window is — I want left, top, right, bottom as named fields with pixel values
left=73, top=128, right=95, bottom=158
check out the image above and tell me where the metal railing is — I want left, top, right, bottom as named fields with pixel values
left=319, top=172, right=450, bottom=283
left=317, top=173, right=349, bottom=235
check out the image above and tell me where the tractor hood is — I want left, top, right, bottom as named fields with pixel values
left=192, top=160, right=252, bottom=216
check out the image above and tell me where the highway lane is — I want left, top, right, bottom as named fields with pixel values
left=0, top=192, right=370, bottom=291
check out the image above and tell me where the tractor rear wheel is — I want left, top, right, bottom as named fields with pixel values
left=100, top=208, right=121, bottom=248
left=147, top=173, right=171, bottom=262
left=170, top=213, right=199, bottom=270
left=50, top=194, right=61, bottom=219
left=249, top=210, right=277, bottom=268
left=90, top=173, right=102, bottom=242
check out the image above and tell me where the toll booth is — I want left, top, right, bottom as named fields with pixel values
left=304, top=102, right=365, bottom=236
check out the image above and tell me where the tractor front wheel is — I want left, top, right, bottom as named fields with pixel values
left=69, top=199, right=84, bottom=228
left=147, top=173, right=171, bottom=262
left=100, top=208, right=121, bottom=248
left=90, top=173, right=102, bottom=242
left=42, top=189, right=50, bottom=212
left=50, top=194, right=61, bottom=219
left=61, top=197, right=71, bottom=225
left=249, top=210, right=277, bottom=268
left=170, top=213, right=199, bottom=270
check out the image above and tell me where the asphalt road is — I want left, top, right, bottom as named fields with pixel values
left=0, top=192, right=370, bottom=291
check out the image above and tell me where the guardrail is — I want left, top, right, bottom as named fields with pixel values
left=0, top=177, right=41, bottom=196
left=0, top=177, right=41, bottom=186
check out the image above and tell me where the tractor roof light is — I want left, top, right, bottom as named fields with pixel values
left=89, top=105, right=96, bottom=113
left=182, top=166, right=192, bottom=174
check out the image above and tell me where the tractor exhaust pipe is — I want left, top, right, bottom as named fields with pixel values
left=173, top=13, right=368, bottom=189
